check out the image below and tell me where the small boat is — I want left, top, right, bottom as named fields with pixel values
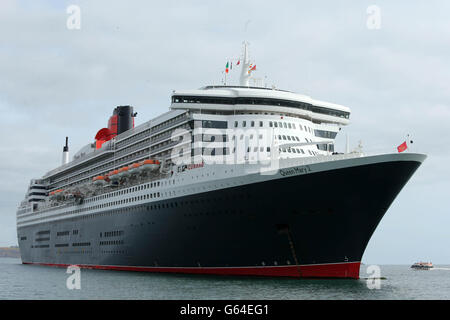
left=129, top=162, right=142, bottom=175
left=117, top=166, right=130, bottom=179
left=141, top=159, right=160, bottom=172
left=92, top=175, right=107, bottom=186
left=411, top=262, right=433, bottom=270
left=108, top=170, right=120, bottom=182
left=49, top=189, right=64, bottom=201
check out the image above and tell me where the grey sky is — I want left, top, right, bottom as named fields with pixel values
left=1, top=0, right=449, bottom=264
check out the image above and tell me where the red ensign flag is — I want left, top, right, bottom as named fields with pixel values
left=397, top=141, right=407, bottom=153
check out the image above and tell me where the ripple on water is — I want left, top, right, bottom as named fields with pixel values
left=0, top=259, right=449, bottom=300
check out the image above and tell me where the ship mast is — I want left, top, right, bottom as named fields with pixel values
left=239, top=41, right=251, bottom=86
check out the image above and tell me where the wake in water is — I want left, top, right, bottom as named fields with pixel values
left=431, top=267, right=450, bottom=271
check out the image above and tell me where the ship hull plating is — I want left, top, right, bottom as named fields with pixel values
left=18, top=157, right=422, bottom=279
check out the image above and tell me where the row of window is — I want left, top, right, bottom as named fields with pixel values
left=172, top=95, right=350, bottom=119
left=29, top=185, right=46, bottom=190
left=26, top=176, right=183, bottom=222
left=314, top=129, right=338, bottom=139
left=72, top=242, right=91, bottom=247
left=201, top=120, right=228, bottom=129
left=36, top=230, right=50, bottom=235
left=279, top=148, right=318, bottom=156
left=234, top=120, right=314, bottom=134
left=28, top=192, right=46, bottom=197
left=116, top=112, right=189, bottom=149
left=277, top=134, right=302, bottom=142
left=100, top=240, right=124, bottom=246
left=102, top=230, right=124, bottom=238
left=22, top=192, right=163, bottom=225
left=55, top=243, right=69, bottom=247
left=85, top=181, right=164, bottom=204
left=21, top=192, right=257, bottom=231
left=69, top=193, right=161, bottom=217
left=195, top=145, right=323, bottom=156
left=31, top=244, right=49, bottom=248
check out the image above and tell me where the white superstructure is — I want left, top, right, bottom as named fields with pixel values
left=17, top=43, right=352, bottom=228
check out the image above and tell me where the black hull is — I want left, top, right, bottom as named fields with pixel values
left=17, top=156, right=423, bottom=279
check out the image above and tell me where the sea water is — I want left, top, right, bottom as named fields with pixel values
left=0, top=258, right=448, bottom=300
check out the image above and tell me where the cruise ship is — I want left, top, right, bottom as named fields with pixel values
left=16, top=43, right=426, bottom=279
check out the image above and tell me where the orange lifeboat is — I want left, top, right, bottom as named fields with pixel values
left=93, top=175, right=106, bottom=186
left=129, top=162, right=142, bottom=175
left=108, top=169, right=120, bottom=182
left=117, top=166, right=130, bottom=178
left=141, top=159, right=160, bottom=172
left=49, top=189, right=64, bottom=200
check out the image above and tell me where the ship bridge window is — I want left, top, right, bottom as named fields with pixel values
left=314, top=129, right=337, bottom=139
left=30, top=186, right=47, bottom=190
left=317, top=143, right=334, bottom=152
left=28, top=192, right=46, bottom=196
left=172, top=95, right=349, bottom=119
left=201, top=120, right=227, bottom=129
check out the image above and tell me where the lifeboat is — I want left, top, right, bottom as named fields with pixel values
left=117, top=166, right=130, bottom=179
left=93, top=175, right=107, bottom=186
left=141, top=159, right=161, bottom=172
left=49, top=189, right=64, bottom=201
left=108, top=169, right=120, bottom=182
left=129, top=162, right=142, bottom=175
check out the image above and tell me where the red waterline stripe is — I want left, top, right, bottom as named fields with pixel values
left=22, top=262, right=361, bottom=279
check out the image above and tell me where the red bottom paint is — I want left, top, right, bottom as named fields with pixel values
left=22, top=261, right=361, bottom=279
